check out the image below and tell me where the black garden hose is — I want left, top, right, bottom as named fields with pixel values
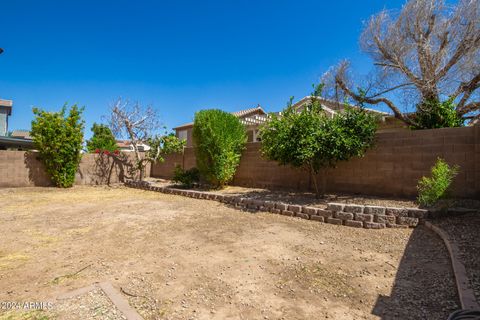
left=448, top=309, right=480, bottom=320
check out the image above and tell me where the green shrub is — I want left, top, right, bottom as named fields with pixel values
left=417, top=158, right=459, bottom=207
left=260, top=95, right=378, bottom=196
left=31, top=104, right=85, bottom=188
left=172, top=165, right=200, bottom=187
left=412, top=98, right=463, bottom=130
left=86, top=123, right=118, bottom=153
left=192, top=109, right=247, bottom=188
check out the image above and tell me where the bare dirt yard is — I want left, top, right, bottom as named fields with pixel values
left=0, top=186, right=459, bottom=320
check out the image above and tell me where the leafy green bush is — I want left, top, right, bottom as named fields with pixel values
left=172, top=165, right=200, bottom=187
left=31, top=104, right=85, bottom=188
left=192, top=109, right=247, bottom=188
left=260, top=96, right=378, bottom=196
left=412, top=98, right=463, bottom=130
left=417, top=158, right=459, bottom=207
left=86, top=123, right=118, bottom=153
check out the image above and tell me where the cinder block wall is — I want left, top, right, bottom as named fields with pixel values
left=151, top=126, right=479, bottom=199
left=0, top=151, right=150, bottom=187
left=321, top=126, right=478, bottom=198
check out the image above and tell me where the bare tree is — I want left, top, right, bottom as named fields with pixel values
left=107, top=98, right=184, bottom=180
left=326, top=0, right=480, bottom=126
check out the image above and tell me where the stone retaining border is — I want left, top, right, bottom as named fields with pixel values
left=425, top=221, right=480, bottom=310
left=125, top=180, right=428, bottom=229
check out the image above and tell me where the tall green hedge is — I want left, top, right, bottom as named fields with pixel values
left=31, top=104, right=85, bottom=188
left=192, top=109, right=247, bottom=188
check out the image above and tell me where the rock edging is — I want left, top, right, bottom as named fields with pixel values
left=425, top=221, right=480, bottom=310
left=125, top=180, right=427, bottom=229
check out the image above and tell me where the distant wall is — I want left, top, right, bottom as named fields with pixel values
left=0, top=151, right=150, bottom=187
left=152, top=126, right=480, bottom=199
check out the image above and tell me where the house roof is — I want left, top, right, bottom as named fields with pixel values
left=292, top=96, right=390, bottom=116
left=10, top=130, right=32, bottom=140
left=0, top=136, right=34, bottom=149
left=174, top=106, right=266, bottom=130
left=173, top=98, right=391, bottom=131
left=116, top=140, right=132, bottom=148
left=0, top=99, right=13, bottom=115
left=232, top=106, right=266, bottom=117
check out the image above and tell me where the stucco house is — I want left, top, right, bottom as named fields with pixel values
left=173, top=97, right=404, bottom=147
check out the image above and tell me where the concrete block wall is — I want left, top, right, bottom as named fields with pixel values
left=0, top=151, right=149, bottom=187
left=151, top=126, right=479, bottom=199
left=322, top=126, right=478, bottom=198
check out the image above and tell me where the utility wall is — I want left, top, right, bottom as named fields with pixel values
left=151, top=126, right=480, bottom=199
left=0, top=151, right=150, bottom=187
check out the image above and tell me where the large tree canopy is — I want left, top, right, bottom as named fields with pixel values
left=325, top=0, right=479, bottom=128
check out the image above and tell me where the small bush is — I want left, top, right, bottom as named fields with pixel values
left=417, top=158, right=459, bottom=207
left=172, top=165, right=200, bottom=188
left=192, top=109, right=247, bottom=188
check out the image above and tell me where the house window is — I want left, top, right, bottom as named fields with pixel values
left=178, top=130, right=187, bottom=141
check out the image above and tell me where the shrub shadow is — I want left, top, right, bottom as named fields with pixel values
left=23, top=152, right=53, bottom=186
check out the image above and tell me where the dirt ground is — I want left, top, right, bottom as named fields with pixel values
left=0, top=186, right=459, bottom=320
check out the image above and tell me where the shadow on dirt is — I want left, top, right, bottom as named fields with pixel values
left=372, top=226, right=460, bottom=319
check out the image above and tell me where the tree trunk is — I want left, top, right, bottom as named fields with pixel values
left=125, top=123, right=143, bottom=181
left=310, top=163, right=320, bottom=198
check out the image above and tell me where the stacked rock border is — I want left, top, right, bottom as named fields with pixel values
left=125, top=180, right=428, bottom=229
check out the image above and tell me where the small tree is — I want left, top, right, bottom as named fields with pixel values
left=31, top=104, right=85, bottom=187
left=192, top=109, right=247, bottom=188
left=86, top=123, right=118, bottom=153
left=260, top=88, right=378, bottom=196
left=107, top=98, right=184, bottom=180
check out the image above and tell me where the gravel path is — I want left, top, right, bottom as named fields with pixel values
left=372, top=226, right=460, bottom=319
left=53, top=288, right=126, bottom=320
left=435, top=212, right=480, bottom=304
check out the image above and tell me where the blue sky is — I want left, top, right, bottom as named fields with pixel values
left=1, top=0, right=407, bottom=138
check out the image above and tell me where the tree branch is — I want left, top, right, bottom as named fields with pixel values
left=457, top=101, right=480, bottom=117
left=368, top=82, right=414, bottom=98
left=335, top=74, right=414, bottom=126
